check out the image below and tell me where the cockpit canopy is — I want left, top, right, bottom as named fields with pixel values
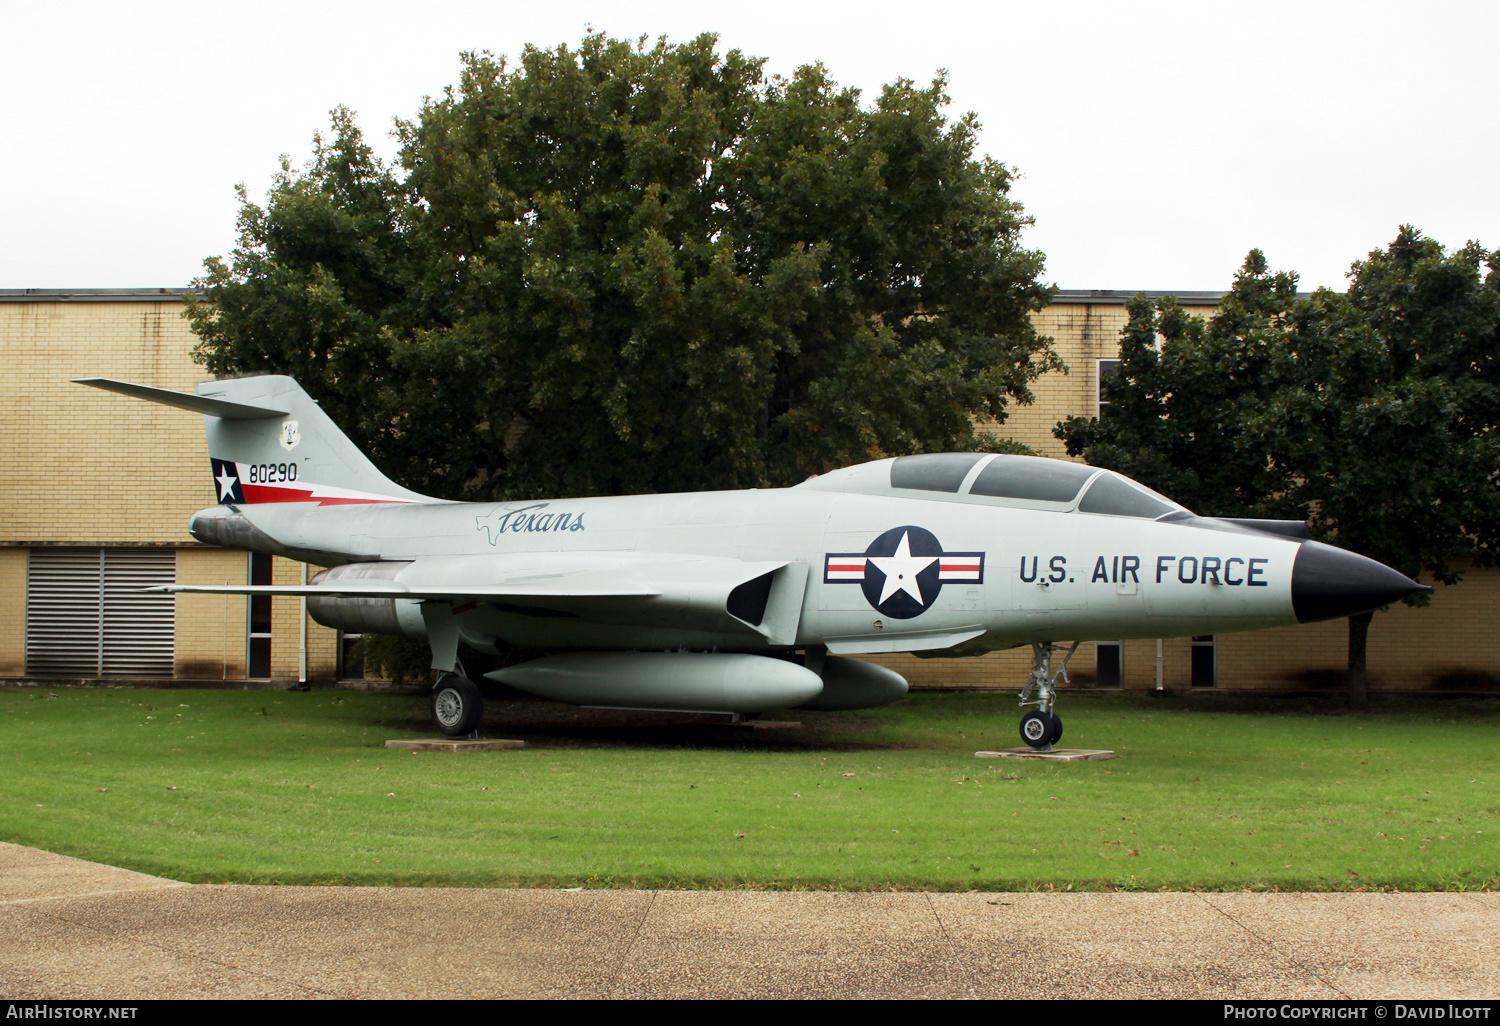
left=799, top=452, right=1188, bottom=519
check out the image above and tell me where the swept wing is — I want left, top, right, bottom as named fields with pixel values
left=154, top=551, right=808, bottom=645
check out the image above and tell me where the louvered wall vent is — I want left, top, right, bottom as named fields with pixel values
left=26, top=548, right=175, bottom=677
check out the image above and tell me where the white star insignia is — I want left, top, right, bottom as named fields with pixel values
left=216, top=466, right=239, bottom=502
left=867, top=531, right=938, bottom=606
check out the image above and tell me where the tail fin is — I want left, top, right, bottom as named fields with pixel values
left=76, top=374, right=436, bottom=506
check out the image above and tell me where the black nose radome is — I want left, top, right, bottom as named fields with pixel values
left=1291, top=540, right=1431, bottom=623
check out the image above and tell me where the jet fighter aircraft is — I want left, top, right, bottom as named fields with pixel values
left=77, top=375, right=1427, bottom=747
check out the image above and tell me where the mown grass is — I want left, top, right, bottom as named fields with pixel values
left=1, top=687, right=1496, bottom=891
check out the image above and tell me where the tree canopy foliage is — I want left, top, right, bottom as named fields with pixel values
left=1055, top=251, right=1305, bottom=520
left=188, top=32, right=1057, bottom=501
left=1058, top=228, right=1500, bottom=698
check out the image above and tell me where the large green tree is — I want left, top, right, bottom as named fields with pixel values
left=1058, top=229, right=1500, bottom=704
left=1054, top=251, right=1304, bottom=519
left=188, top=32, right=1057, bottom=502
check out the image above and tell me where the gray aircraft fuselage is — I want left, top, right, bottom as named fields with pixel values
left=187, top=479, right=1330, bottom=658
left=76, top=373, right=1426, bottom=735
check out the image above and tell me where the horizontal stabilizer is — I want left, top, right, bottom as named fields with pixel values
left=73, top=378, right=289, bottom=419
left=147, top=582, right=660, bottom=603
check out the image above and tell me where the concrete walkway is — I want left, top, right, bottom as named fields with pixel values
left=2, top=842, right=1496, bottom=1000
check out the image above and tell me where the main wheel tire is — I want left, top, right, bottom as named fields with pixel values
left=1046, top=713, right=1064, bottom=747
left=1019, top=710, right=1052, bottom=749
left=432, top=676, right=484, bottom=737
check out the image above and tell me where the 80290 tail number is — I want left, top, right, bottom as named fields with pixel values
left=247, top=462, right=298, bottom=483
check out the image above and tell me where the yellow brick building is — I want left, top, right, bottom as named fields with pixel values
left=0, top=290, right=339, bottom=684
left=1, top=288, right=1494, bottom=691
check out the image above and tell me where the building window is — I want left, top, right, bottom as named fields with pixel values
left=1191, top=635, right=1216, bottom=688
left=1097, top=359, right=1122, bottom=418
left=339, top=632, right=365, bottom=680
left=247, top=552, right=272, bottom=678
left=25, top=548, right=176, bottom=677
left=1095, top=641, right=1122, bottom=688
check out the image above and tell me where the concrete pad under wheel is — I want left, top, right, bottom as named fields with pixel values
left=385, top=738, right=526, bottom=752
left=974, top=748, right=1117, bottom=762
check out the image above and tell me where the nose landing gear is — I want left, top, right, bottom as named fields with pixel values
left=1019, top=709, right=1063, bottom=748
left=1017, top=641, right=1077, bottom=750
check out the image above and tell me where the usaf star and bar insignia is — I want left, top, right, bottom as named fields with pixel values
left=824, top=525, right=984, bottom=619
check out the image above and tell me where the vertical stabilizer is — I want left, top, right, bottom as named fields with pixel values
left=76, top=375, right=438, bottom=506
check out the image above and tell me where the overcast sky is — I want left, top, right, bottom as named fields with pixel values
left=3, top=0, right=1495, bottom=292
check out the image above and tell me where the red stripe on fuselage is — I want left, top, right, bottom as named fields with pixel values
left=237, top=483, right=410, bottom=506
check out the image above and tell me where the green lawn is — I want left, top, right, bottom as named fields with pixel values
left=1, top=687, right=1496, bottom=891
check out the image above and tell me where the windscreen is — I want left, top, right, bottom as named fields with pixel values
left=1077, top=472, right=1178, bottom=518
left=969, top=455, right=1097, bottom=502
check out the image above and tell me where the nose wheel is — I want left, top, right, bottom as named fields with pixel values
left=1017, top=641, right=1076, bottom=750
left=1019, top=710, right=1064, bottom=749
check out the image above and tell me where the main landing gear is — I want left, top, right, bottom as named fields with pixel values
left=432, top=672, right=484, bottom=738
left=422, top=603, right=484, bottom=737
left=1017, top=641, right=1078, bottom=750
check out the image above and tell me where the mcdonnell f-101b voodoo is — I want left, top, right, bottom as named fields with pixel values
left=77, top=375, right=1427, bottom=747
